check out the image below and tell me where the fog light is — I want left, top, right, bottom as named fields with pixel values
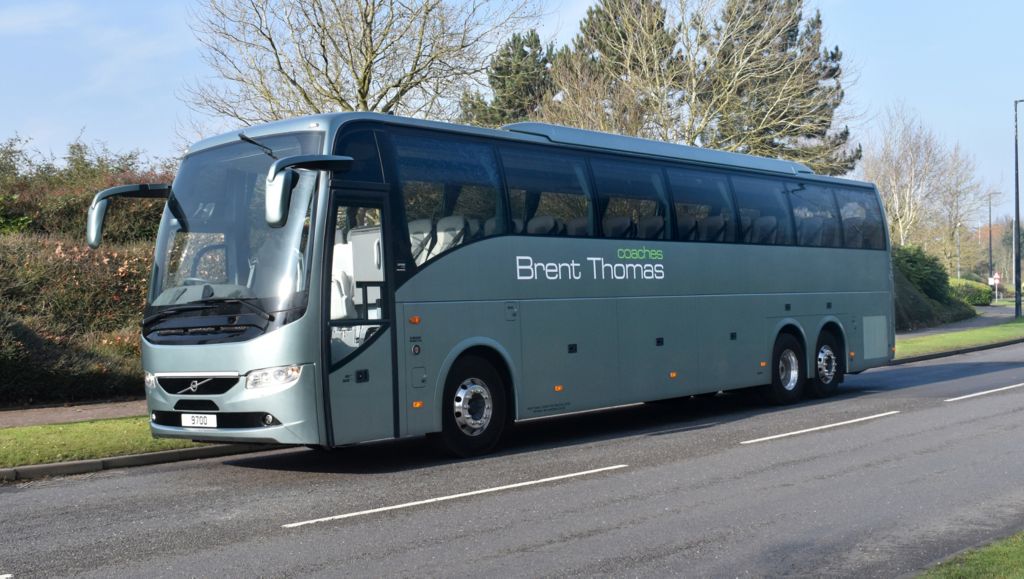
left=263, top=414, right=274, bottom=426
left=151, top=412, right=157, bottom=421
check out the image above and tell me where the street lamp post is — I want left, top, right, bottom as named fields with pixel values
left=1016, top=99, right=1023, bottom=319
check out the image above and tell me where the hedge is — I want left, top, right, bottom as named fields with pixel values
left=950, top=278, right=993, bottom=306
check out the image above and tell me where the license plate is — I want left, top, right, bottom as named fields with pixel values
left=181, top=413, right=217, bottom=428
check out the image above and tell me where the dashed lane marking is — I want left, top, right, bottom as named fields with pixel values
left=944, top=381, right=1024, bottom=403
left=282, top=464, right=629, bottom=529
left=740, top=411, right=901, bottom=445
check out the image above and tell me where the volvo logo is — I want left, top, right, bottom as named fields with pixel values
left=177, top=378, right=212, bottom=395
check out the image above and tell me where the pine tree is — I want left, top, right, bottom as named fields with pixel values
left=460, top=30, right=552, bottom=128
left=708, top=0, right=859, bottom=174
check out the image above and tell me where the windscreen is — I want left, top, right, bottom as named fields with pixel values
left=147, top=132, right=323, bottom=319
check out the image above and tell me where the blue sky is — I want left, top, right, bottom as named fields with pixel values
left=1, top=0, right=1022, bottom=218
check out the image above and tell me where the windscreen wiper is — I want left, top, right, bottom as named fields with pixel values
left=238, top=133, right=277, bottom=159
left=142, top=303, right=220, bottom=326
left=193, top=298, right=276, bottom=322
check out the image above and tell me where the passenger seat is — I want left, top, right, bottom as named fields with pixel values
left=602, top=216, right=634, bottom=238
left=408, top=219, right=434, bottom=265
left=637, top=216, right=664, bottom=240
left=427, top=215, right=468, bottom=259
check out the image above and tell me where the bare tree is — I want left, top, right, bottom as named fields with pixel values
left=860, top=105, right=943, bottom=247
left=931, top=144, right=989, bottom=277
left=187, top=0, right=536, bottom=124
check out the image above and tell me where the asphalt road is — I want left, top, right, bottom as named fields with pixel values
left=5, top=344, right=1024, bottom=577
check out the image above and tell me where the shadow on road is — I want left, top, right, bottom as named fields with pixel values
left=224, top=358, right=1024, bottom=475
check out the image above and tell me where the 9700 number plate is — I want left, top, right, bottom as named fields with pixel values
left=181, top=413, right=217, bottom=428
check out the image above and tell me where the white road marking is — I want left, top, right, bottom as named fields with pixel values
left=944, top=382, right=1024, bottom=403
left=282, top=464, right=629, bottom=529
left=740, top=411, right=901, bottom=445
left=1, top=573, right=13, bottom=578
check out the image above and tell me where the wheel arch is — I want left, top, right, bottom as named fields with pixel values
left=813, top=317, right=848, bottom=374
left=769, top=319, right=808, bottom=377
left=431, top=338, right=518, bottom=432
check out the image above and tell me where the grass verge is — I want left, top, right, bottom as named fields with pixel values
left=921, top=531, right=1024, bottom=577
left=0, top=416, right=202, bottom=468
left=895, top=319, right=1024, bottom=359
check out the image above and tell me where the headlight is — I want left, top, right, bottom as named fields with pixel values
left=246, top=365, right=302, bottom=389
left=144, top=372, right=157, bottom=390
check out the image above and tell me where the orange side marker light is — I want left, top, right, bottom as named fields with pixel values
left=669, top=371, right=678, bottom=379
left=759, top=361, right=768, bottom=368
left=412, top=401, right=424, bottom=409
left=554, top=384, right=564, bottom=392
left=408, top=315, right=421, bottom=325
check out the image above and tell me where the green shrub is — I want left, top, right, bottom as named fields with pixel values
left=962, top=272, right=985, bottom=284
left=0, top=234, right=151, bottom=406
left=950, top=278, right=993, bottom=306
left=892, top=245, right=950, bottom=302
left=0, top=234, right=151, bottom=334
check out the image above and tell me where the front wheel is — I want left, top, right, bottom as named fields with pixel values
left=439, top=356, right=507, bottom=457
left=760, top=333, right=806, bottom=405
left=806, top=332, right=844, bottom=398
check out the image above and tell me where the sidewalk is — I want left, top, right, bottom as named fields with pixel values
left=897, top=304, right=1014, bottom=337
left=0, top=399, right=147, bottom=429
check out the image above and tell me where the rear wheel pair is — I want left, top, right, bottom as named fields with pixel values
left=760, top=332, right=843, bottom=404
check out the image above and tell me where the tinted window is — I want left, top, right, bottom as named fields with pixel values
left=835, top=187, right=886, bottom=249
left=789, top=183, right=841, bottom=248
left=393, top=132, right=502, bottom=264
left=731, top=176, right=793, bottom=245
left=335, top=130, right=384, bottom=183
left=591, top=159, right=667, bottom=240
left=667, top=168, right=736, bottom=242
left=501, top=147, right=591, bottom=237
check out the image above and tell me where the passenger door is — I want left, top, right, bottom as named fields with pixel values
left=325, top=192, right=396, bottom=445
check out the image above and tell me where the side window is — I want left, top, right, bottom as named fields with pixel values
left=731, top=176, right=794, bottom=245
left=393, top=132, right=503, bottom=265
left=591, top=159, right=668, bottom=240
left=835, top=187, right=886, bottom=250
left=666, top=168, right=736, bottom=242
left=501, top=147, right=591, bottom=237
left=334, top=130, right=384, bottom=183
left=788, top=183, right=841, bottom=248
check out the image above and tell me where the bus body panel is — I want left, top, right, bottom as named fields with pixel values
left=328, top=328, right=395, bottom=445
left=399, top=301, right=522, bottom=435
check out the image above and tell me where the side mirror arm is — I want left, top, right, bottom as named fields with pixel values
left=266, top=155, right=353, bottom=227
left=87, top=183, right=170, bottom=248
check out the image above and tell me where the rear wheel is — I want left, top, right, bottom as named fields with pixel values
left=761, top=333, right=805, bottom=405
left=440, top=356, right=507, bottom=457
left=806, top=332, right=844, bottom=398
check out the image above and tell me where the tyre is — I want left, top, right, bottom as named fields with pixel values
left=439, top=355, right=507, bottom=457
left=806, top=332, right=844, bottom=398
left=760, top=333, right=806, bottom=405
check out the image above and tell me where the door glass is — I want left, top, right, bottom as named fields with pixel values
left=329, top=202, right=388, bottom=362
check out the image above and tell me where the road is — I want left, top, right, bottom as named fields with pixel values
left=4, top=344, right=1024, bottom=577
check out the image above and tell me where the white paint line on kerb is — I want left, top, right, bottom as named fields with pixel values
left=740, top=411, right=901, bottom=445
left=944, top=382, right=1024, bottom=403
left=282, top=464, right=629, bottom=529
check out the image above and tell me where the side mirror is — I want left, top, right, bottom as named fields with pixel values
left=265, top=155, right=353, bottom=228
left=87, top=183, right=170, bottom=248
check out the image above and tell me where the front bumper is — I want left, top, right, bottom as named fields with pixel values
left=145, top=364, right=320, bottom=445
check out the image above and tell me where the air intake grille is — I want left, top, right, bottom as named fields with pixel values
left=158, top=376, right=238, bottom=395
